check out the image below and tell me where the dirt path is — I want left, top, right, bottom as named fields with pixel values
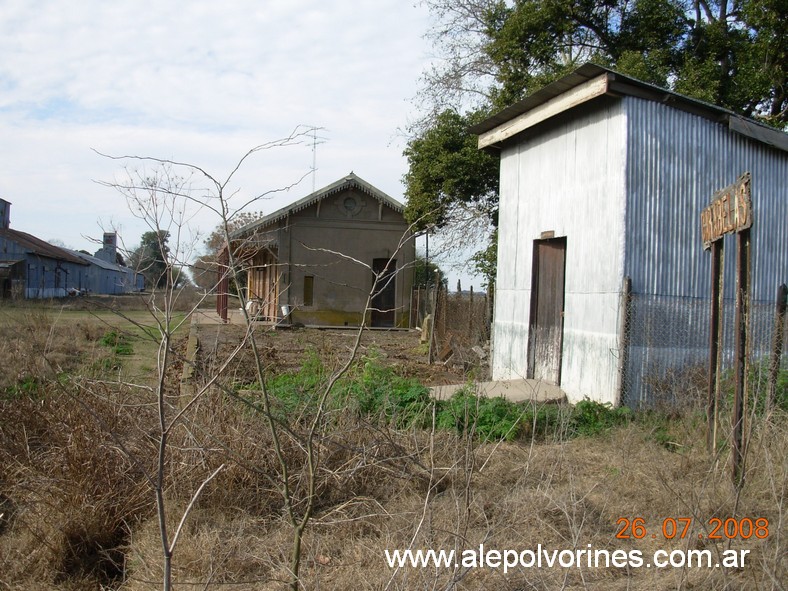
left=193, top=324, right=484, bottom=386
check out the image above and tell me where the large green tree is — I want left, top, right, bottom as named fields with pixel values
left=129, top=230, right=173, bottom=290
left=405, top=0, right=786, bottom=279
left=403, top=109, right=500, bottom=229
left=191, top=211, right=264, bottom=292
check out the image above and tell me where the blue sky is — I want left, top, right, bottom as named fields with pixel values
left=1, top=1, right=477, bottom=265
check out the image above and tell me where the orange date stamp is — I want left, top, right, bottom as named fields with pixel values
left=616, top=517, right=769, bottom=541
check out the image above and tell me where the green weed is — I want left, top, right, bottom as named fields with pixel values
left=436, top=389, right=523, bottom=441
left=340, top=354, right=433, bottom=428
left=99, top=330, right=134, bottom=356
left=240, top=354, right=639, bottom=443
left=717, top=360, right=788, bottom=417
left=570, top=398, right=631, bottom=437
left=3, top=376, right=43, bottom=399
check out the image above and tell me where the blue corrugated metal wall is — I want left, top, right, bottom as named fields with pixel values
left=623, top=97, right=788, bottom=406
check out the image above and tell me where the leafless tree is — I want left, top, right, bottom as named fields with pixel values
left=93, top=128, right=421, bottom=590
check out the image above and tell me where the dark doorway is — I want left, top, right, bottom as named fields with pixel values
left=371, top=258, right=396, bottom=327
left=527, top=237, right=567, bottom=384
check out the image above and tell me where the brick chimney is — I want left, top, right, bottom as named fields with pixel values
left=95, top=232, right=118, bottom=264
left=0, top=198, right=9, bottom=229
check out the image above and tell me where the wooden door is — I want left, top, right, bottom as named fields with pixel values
left=527, top=238, right=566, bottom=384
left=371, top=258, right=396, bottom=327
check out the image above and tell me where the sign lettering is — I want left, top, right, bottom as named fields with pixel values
left=701, top=173, right=752, bottom=249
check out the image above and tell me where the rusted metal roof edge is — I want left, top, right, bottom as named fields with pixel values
left=471, top=63, right=787, bottom=154
left=0, top=228, right=90, bottom=266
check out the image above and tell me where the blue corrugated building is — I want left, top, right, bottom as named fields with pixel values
left=0, top=199, right=143, bottom=298
left=0, top=199, right=90, bottom=298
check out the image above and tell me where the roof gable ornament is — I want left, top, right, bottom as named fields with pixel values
left=231, top=172, right=404, bottom=238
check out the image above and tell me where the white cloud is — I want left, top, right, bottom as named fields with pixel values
left=0, top=0, right=437, bottom=257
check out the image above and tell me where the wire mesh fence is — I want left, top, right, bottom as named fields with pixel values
left=411, top=286, right=492, bottom=367
left=621, top=289, right=787, bottom=409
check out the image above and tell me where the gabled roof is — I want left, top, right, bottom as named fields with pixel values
left=232, top=172, right=405, bottom=238
left=471, top=63, right=788, bottom=153
left=0, top=227, right=89, bottom=266
left=64, top=248, right=135, bottom=273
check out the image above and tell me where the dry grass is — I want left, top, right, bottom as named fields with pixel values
left=0, top=306, right=786, bottom=590
left=108, top=413, right=786, bottom=591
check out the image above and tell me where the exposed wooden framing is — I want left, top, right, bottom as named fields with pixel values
left=477, top=74, right=609, bottom=149
left=247, top=248, right=279, bottom=321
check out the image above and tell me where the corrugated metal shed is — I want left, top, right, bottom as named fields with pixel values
left=65, top=249, right=141, bottom=294
left=473, top=64, right=788, bottom=407
left=0, top=226, right=91, bottom=298
left=472, top=63, right=788, bottom=154
left=0, top=228, right=89, bottom=266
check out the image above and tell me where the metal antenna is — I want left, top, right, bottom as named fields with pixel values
left=306, top=126, right=328, bottom=192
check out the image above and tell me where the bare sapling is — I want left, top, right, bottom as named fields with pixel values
left=97, top=128, right=421, bottom=590
left=228, top=219, right=419, bottom=590
left=90, top=128, right=319, bottom=589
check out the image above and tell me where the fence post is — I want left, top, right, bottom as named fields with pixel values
left=616, top=276, right=632, bottom=407
left=468, top=285, right=474, bottom=341
left=732, top=229, right=751, bottom=487
left=707, top=240, right=723, bottom=452
left=767, top=283, right=787, bottom=411
left=428, top=276, right=439, bottom=364
left=216, top=245, right=229, bottom=323
left=411, top=287, right=419, bottom=329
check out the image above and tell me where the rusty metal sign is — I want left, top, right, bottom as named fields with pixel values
left=701, top=172, right=752, bottom=249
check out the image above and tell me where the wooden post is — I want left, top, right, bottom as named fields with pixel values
left=216, top=245, right=229, bottom=323
left=707, top=240, right=723, bottom=452
left=469, top=285, right=474, bottom=340
left=412, top=287, right=419, bottom=329
left=701, top=172, right=751, bottom=468
left=732, top=229, right=750, bottom=486
left=428, top=275, right=439, bottom=364
left=767, top=284, right=787, bottom=410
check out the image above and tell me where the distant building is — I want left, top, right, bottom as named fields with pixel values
left=471, top=64, right=788, bottom=406
left=0, top=199, right=142, bottom=298
left=217, top=173, right=416, bottom=327
left=67, top=232, right=144, bottom=294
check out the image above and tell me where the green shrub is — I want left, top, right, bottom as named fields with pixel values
left=719, top=360, right=788, bottom=417
left=436, top=390, right=524, bottom=441
left=3, top=376, right=43, bottom=400
left=569, top=398, right=631, bottom=437
left=520, top=403, right=567, bottom=441
left=99, top=330, right=133, bottom=356
left=241, top=353, right=639, bottom=444
left=340, top=355, right=433, bottom=428
left=255, top=349, right=327, bottom=420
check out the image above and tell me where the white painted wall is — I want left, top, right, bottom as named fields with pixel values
left=492, top=100, right=627, bottom=404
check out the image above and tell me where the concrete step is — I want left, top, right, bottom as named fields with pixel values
left=430, top=379, right=567, bottom=404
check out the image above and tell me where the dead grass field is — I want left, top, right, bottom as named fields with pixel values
left=0, top=300, right=785, bottom=590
